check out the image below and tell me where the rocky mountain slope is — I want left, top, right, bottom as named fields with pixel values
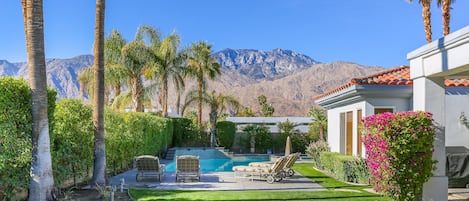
left=0, top=49, right=385, bottom=116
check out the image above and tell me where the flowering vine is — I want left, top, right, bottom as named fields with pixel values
left=362, top=111, right=436, bottom=201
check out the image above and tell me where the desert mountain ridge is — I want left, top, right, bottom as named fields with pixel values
left=0, top=49, right=385, bottom=116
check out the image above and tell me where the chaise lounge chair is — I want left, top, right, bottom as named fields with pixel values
left=248, top=153, right=300, bottom=177
left=176, top=155, right=200, bottom=182
left=232, top=155, right=288, bottom=184
left=134, top=155, right=165, bottom=182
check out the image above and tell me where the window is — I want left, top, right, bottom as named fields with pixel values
left=374, top=108, right=393, bottom=114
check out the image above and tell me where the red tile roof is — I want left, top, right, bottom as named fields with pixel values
left=314, top=65, right=469, bottom=100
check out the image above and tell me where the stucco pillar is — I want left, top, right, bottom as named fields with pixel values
left=413, top=77, right=448, bottom=201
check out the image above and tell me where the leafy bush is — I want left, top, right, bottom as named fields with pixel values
left=240, top=124, right=272, bottom=153
left=0, top=77, right=56, bottom=199
left=319, top=152, right=369, bottom=184
left=216, top=121, right=236, bottom=149
left=171, top=117, right=209, bottom=147
left=306, top=140, right=330, bottom=168
left=106, top=111, right=173, bottom=174
left=53, top=99, right=93, bottom=187
left=362, top=111, right=436, bottom=201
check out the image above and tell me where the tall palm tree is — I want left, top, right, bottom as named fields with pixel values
left=307, top=106, right=327, bottom=141
left=437, top=0, right=455, bottom=36
left=137, top=26, right=186, bottom=117
left=408, top=0, right=433, bottom=43
left=104, top=29, right=153, bottom=112
left=183, top=90, right=240, bottom=147
left=186, top=41, right=221, bottom=128
left=91, top=0, right=106, bottom=187
left=21, top=0, right=55, bottom=200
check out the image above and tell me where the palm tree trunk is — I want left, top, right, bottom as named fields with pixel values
left=422, top=0, right=432, bottom=43
left=91, top=0, right=106, bottom=187
left=22, top=0, right=55, bottom=200
left=209, top=111, right=217, bottom=147
left=197, top=74, right=203, bottom=128
left=442, top=0, right=450, bottom=36
left=79, top=80, right=86, bottom=101
left=161, top=78, right=168, bottom=117
left=114, top=82, right=121, bottom=97
left=176, top=83, right=181, bottom=115
left=319, top=126, right=324, bottom=141
left=130, top=76, right=143, bottom=112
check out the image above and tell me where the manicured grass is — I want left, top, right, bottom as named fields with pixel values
left=129, top=163, right=390, bottom=201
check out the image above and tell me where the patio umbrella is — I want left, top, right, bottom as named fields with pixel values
left=285, top=136, right=291, bottom=156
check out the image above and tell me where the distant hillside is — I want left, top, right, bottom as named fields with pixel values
left=0, top=49, right=385, bottom=116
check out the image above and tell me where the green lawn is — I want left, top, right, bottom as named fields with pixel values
left=129, top=163, right=390, bottom=201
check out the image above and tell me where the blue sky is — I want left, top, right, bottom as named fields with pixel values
left=1, top=0, right=468, bottom=68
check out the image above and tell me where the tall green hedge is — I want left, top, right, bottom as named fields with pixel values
left=52, top=98, right=93, bottom=187
left=1, top=77, right=173, bottom=199
left=216, top=121, right=236, bottom=149
left=106, top=111, right=173, bottom=175
left=0, top=77, right=56, bottom=199
left=171, top=117, right=208, bottom=147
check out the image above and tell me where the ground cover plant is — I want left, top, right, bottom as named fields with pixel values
left=129, top=163, right=389, bottom=201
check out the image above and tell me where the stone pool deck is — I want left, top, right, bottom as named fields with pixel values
left=108, top=168, right=325, bottom=191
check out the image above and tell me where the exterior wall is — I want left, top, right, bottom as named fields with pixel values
left=226, top=117, right=313, bottom=133
left=446, top=88, right=469, bottom=148
left=327, top=97, right=411, bottom=157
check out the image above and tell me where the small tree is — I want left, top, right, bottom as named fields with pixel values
left=257, top=94, right=274, bottom=117
left=307, top=106, right=327, bottom=141
left=361, top=111, right=436, bottom=201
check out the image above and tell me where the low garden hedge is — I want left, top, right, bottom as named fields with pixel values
left=319, top=152, right=369, bottom=184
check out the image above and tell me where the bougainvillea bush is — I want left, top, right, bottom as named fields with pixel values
left=361, top=111, right=436, bottom=201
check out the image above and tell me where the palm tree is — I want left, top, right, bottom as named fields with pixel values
left=437, top=0, right=455, bottom=36
left=78, top=66, right=93, bottom=101
left=91, top=0, right=106, bottom=187
left=185, top=41, right=221, bottom=128
left=307, top=106, right=327, bottom=141
left=183, top=90, right=240, bottom=147
left=21, top=0, right=55, bottom=199
left=137, top=26, right=186, bottom=117
left=408, top=0, right=433, bottom=43
left=104, top=29, right=153, bottom=112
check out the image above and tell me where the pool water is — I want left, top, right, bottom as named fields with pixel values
left=164, top=148, right=270, bottom=172
left=164, top=156, right=269, bottom=172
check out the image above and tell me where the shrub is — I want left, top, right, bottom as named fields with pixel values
left=319, top=152, right=369, bottom=184
left=241, top=124, right=272, bottom=153
left=216, top=121, right=236, bottom=149
left=106, top=111, right=173, bottom=174
left=306, top=140, right=330, bottom=168
left=0, top=77, right=56, bottom=199
left=362, top=111, right=436, bottom=201
left=52, top=98, right=93, bottom=187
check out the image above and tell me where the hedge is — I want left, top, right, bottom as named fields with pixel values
left=0, top=77, right=56, bottom=199
left=106, top=111, right=173, bottom=175
left=52, top=98, right=93, bottom=187
left=1, top=77, right=173, bottom=199
left=216, top=121, right=236, bottom=149
left=320, top=152, right=369, bottom=184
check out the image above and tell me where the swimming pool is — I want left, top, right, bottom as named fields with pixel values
left=164, top=148, right=270, bottom=172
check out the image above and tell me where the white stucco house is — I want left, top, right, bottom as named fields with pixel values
left=314, top=66, right=469, bottom=157
left=315, top=25, right=469, bottom=200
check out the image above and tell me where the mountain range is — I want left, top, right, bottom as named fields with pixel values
left=0, top=49, right=385, bottom=116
